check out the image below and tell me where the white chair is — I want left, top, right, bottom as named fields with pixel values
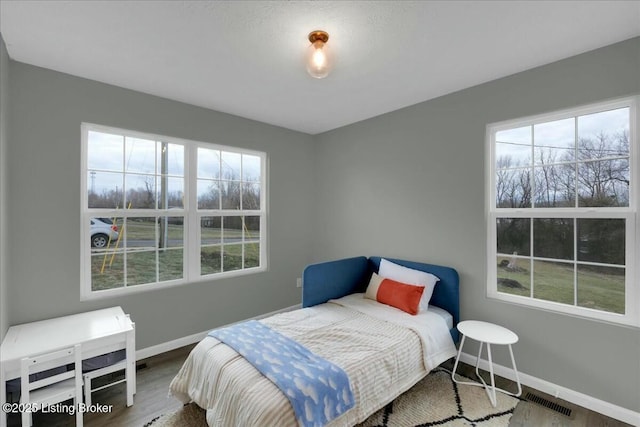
left=20, top=344, right=83, bottom=427
left=83, top=359, right=127, bottom=406
left=84, top=316, right=135, bottom=406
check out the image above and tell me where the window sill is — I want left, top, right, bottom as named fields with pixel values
left=487, top=290, right=640, bottom=329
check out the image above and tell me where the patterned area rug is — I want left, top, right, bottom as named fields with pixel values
left=145, top=367, right=520, bottom=426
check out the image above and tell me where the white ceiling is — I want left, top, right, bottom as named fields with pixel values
left=1, top=1, right=639, bottom=135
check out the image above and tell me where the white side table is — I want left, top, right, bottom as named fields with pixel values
left=451, top=320, right=522, bottom=407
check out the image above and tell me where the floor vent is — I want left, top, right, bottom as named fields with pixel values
left=136, top=362, right=148, bottom=371
left=525, top=392, right=572, bottom=417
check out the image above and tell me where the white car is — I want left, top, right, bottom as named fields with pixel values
left=90, top=218, right=119, bottom=248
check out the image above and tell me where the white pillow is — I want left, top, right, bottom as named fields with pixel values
left=378, top=258, right=440, bottom=312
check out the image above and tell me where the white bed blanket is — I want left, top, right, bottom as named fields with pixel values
left=169, top=294, right=456, bottom=426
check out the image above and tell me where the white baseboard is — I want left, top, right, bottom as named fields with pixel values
left=459, top=352, right=640, bottom=426
left=136, top=304, right=301, bottom=361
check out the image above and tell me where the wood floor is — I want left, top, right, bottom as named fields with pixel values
left=6, top=345, right=632, bottom=427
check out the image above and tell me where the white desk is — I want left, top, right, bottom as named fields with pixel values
left=0, top=307, right=135, bottom=427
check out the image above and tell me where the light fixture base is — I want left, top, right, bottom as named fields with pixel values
left=308, top=30, right=329, bottom=44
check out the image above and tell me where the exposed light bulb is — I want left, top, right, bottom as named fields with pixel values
left=306, top=31, right=331, bottom=79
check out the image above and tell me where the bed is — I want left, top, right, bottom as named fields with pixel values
left=169, top=256, right=460, bottom=426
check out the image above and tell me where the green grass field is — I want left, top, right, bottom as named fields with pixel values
left=95, top=218, right=256, bottom=242
left=91, top=219, right=260, bottom=290
left=497, top=257, right=624, bottom=314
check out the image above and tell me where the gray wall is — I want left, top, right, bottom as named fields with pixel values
left=313, top=37, right=640, bottom=412
left=3, top=33, right=639, bottom=413
left=0, top=34, right=8, bottom=341
left=6, top=61, right=315, bottom=349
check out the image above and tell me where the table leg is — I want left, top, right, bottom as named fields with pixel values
left=472, top=341, right=521, bottom=407
left=508, top=344, right=522, bottom=397
left=485, top=343, right=497, bottom=407
left=474, top=341, right=483, bottom=378
left=451, top=334, right=466, bottom=382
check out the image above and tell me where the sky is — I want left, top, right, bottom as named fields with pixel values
left=87, top=130, right=262, bottom=205
left=495, top=107, right=630, bottom=168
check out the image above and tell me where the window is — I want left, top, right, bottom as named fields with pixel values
left=81, top=123, right=267, bottom=299
left=487, top=97, right=638, bottom=326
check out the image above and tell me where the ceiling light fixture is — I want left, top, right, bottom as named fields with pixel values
left=306, top=30, right=331, bottom=79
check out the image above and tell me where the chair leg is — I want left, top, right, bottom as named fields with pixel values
left=21, top=410, right=31, bottom=427
left=84, top=375, right=92, bottom=407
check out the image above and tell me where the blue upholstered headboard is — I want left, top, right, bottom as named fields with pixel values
left=302, top=256, right=460, bottom=341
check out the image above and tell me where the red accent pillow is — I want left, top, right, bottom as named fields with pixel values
left=376, top=277, right=425, bottom=315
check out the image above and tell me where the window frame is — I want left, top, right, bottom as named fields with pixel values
left=81, top=123, right=268, bottom=300
left=486, top=96, right=639, bottom=327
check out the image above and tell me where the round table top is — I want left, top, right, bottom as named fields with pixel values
left=457, top=320, right=518, bottom=345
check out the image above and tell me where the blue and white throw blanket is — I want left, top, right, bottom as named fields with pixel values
left=208, top=320, right=354, bottom=427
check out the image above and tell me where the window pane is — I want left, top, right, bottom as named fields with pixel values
left=88, top=131, right=123, bottom=172
left=496, top=144, right=530, bottom=169
left=90, top=216, right=122, bottom=250
left=124, top=137, right=156, bottom=174
left=198, top=180, right=220, bottom=209
left=578, top=107, right=629, bottom=160
left=495, top=168, right=532, bottom=208
left=534, top=164, right=575, bottom=207
left=221, top=151, right=241, bottom=180
left=242, top=154, right=261, bottom=182
left=495, top=126, right=531, bottom=168
left=159, top=248, right=183, bottom=281
left=577, top=265, right=624, bottom=314
left=533, top=260, right=574, bottom=305
left=201, top=246, right=221, bottom=275
left=577, top=159, right=629, bottom=207
left=244, top=243, right=260, bottom=269
left=497, top=256, right=530, bottom=297
left=158, top=143, right=184, bottom=177
left=88, top=171, right=124, bottom=208
left=126, top=218, right=157, bottom=250
left=126, top=251, right=157, bottom=286
left=533, top=218, right=573, bottom=260
left=221, top=181, right=241, bottom=210
left=158, top=216, right=183, bottom=248
left=125, top=174, right=156, bottom=209
left=243, top=216, right=260, bottom=269
left=157, top=176, right=184, bottom=209
left=242, top=183, right=261, bottom=210
left=222, top=244, right=243, bottom=272
left=197, top=148, right=221, bottom=179
left=223, top=217, right=242, bottom=243
left=201, top=217, right=221, bottom=245
left=244, top=216, right=260, bottom=243
left=577, top=219, right=624, bottom=265
left=91, top=252, right=124, bottom=291
left=497, top=218, right=530, bottom=256
left=533, top=118, right=575, bottom=165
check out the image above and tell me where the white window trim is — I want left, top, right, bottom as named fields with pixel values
left=80, top=123, right=268, bottom=300
left=485, top=96, right=639, bottom=327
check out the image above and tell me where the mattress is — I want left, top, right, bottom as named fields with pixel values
left=170, top=293, right=456, bottom=426
left=428, top=304, right=454, bottom=329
